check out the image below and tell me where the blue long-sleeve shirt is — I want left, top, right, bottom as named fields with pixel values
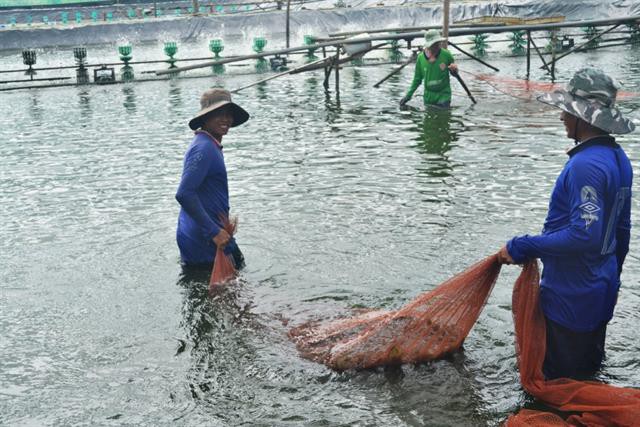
left=175, top=131, right=236, bottom=265
left=507, top=136, right=632, bottom=332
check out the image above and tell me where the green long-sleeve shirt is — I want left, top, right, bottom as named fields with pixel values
left=405, top=49, right=455, bottom=105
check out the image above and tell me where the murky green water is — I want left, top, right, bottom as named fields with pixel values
left=2, top=41, right=640, bottom=426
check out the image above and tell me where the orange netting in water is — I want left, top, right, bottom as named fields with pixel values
left=507, top=261, right=640, bottom=426
left=289, top=255, right=502, bottom=370
left=290, top=256, right=640, bottom=424
left=209, top=215, right=237, bottom=293
left=467, top=73, right=639, bottom=101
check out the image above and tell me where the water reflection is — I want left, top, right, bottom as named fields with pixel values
left=77, top=88, right=91, bottom=122
left=389, top=352, right=489, bottom=425
left=168, top=80, right=182, bottom=113
left=122, top=85, right=136, bottom=114
left=304, top=75, right=319, bottom=96
left=176, top=267, right=258, bottom=405
left=350, top=67, right=364, bottom=90
left=254, top=79, right=268, bottom=101
left=414, top=107, right=458, bottom=178
left=26, top=92, right=43, bottom=124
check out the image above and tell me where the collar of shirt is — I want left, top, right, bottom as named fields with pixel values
left=566, top=135, right=616, bottom=156
left=195, top=130, right=223, bottom=149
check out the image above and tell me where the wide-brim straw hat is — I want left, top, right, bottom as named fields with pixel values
left=188, top=88, right=250, bottom=131
left=537, top=67, right=635, bottom=135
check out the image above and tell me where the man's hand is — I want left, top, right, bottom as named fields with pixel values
left=213, top=229, right=231, bottom=249
left=497, top=245, right=515, bottom=265
left=399, top=95, right=410, bottom=106
left=448, top=63, right=459, bottom=74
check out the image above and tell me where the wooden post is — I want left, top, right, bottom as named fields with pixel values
left=442, top=0, right=450, bottom=47
left=335, top=47, right=340, bottom=98
left=286, top=0, right=291, bottom=48
left=542, top=24, right=620, bottom=70
left=529, top=36, right=552, bottom=75
left=551, top=30, right=557, bottom=81
left=192, top=0, right=199, bottom=15
left=526, top=30, right=531, bottom=80
left=322, top=46, right=328, bottom=86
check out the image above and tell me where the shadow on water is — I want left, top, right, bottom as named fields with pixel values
left=176, top=266, right=260, bottom=414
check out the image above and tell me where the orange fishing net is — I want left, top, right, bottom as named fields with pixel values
left=506, top=261, right=640, bottom=426
left=466, top=73, right=639, bottom=101
left=290, top=256, right=640, bottom=424
left=209, top=215, right=237, bottom=293
left=289, top=255, right=502, bottom=370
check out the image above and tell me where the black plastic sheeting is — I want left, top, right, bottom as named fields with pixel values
left=1, top=0, right=639, bottom=51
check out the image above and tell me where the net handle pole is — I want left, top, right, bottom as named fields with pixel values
left=447, top=41, right=500, bottom=72
left=373, top=50, right=418, bottom=88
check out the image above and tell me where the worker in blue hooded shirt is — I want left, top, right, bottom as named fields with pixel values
left=497, top=68, right=635, bottom=380
left=175, top=88, right=249, bottom=268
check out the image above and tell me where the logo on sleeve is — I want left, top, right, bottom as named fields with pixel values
left=579, top=185, right=600, bottom=228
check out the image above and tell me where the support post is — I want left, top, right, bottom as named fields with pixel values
left=541, top=24, right=620, bottom=70
left=192, top=0, right=199, bottom=15
left=529, top=36, right=552, bottom=75
left=551, top=30, right=556, bottom=81
left=526, top=30, right=531, bottom=80
left=286, top=0, right=291, bottom=48
left=334, top=47, right=340, bottom=98
left=322, top=46, right=328, bottom=85
left=442, top=0, right=450, bottom=47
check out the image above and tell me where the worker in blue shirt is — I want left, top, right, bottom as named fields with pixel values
left=497, top=68, right=635, bottom=380
left=176, top=88, right=249, bottom=268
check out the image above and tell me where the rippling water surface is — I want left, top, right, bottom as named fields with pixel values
left=2, top=42, right=640, bottom=426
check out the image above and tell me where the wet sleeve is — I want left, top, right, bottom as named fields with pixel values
left=175, top=142, right=221, bottom=241
left=615, top=190, right=631, bottom=276
left=406, top=53, right=424, bottom=98
left=507, top=159, right=607, bottom=263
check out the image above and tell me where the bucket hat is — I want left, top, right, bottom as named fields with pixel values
left=537, top=67, right=635, bottom=134
left=188, top=88, right=250, bottom=131
left=423, top=29, right=446, bottom=47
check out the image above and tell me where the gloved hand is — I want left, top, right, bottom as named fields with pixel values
left=399, top=96, right=410, bottom=106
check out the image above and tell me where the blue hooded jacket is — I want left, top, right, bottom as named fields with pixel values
left=507, top=136, right=632, bottom=332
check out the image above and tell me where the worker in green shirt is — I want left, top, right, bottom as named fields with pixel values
left=400, top=30, right=459, bottom=108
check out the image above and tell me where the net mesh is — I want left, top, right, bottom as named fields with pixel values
left=290, top=257, right=640, bottom=424
left=209, top=215, right=237, bottom=293
left=289, top=255, right=501, bottom=370
left=464, top=72, right=638, bottom=101
left=506, top=261, right=640, bottom=426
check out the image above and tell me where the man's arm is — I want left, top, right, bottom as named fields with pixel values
left=615, top=192, right=631, bottom=275
left=507, top=158, right=607, bottom=263
left=404, top=53, right=425, bottom=99
left=175, top=142, right=221, bottom=241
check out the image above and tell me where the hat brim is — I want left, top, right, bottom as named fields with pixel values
left=537, top=90, right=635, bottom=135
left=188, top=100, right=250, bottom=131
left=425, top=37, right=447, bottom=46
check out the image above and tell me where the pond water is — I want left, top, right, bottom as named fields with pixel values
left=2, top=42, right=640, bottom=426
